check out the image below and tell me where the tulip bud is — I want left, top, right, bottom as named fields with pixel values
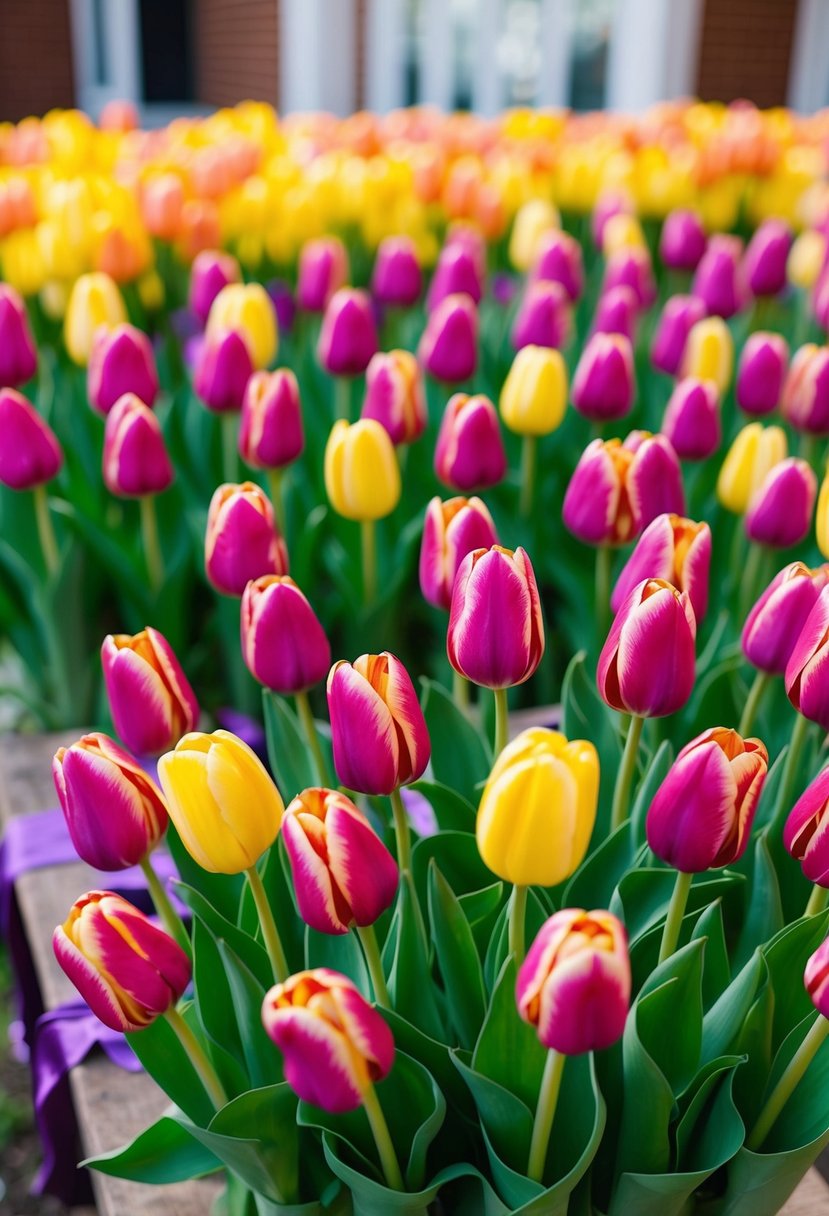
left=193, top=328, right=254, bottom=413
left=511, top=281, right=572, bottom=352
left=54, top=891, right=190, bottom=1033
left=324, top=418, right=401, bottom=521
left=592, top=191, right=634, bottom=250
left=818, top=473, right=829, bottom=560
left=87, top=323, right=159, bottom=416
left=53, top=733, right=168, bottom=870
left=661, top=378, right=721, bottom=462
left=64, top=272, right=127, bottom=366
left=262, top=968, right=394, bottom=1113
left=785, top=768, right=829, bottom=888
left=736, top=332, right=789, bottom=416
left=598, top=578, right=697, bottom=718
left=743, top=562, right=829, bottom=675
left=448, top=546, right=544, bottom=689
left=500, top=345, right=567, bottom=437
left=612, top=514, right=711, bottom=622
left=592, top=285, right=639, bottom=344
left=660, top=209, right=707, bottom=272
left=0, top=388, right=62, bottom=490
left=239, top=369, right=304, bottom=470
left=602, top=248, right=656, bottom=310
left=781, top=344, right=829, bottom=435
left=647, top=728, right=768, bottom=872
left=102, top=393, right=173, bottom=498
left=681, top=316, right=734, bottom=393
left=786, top=585, right=829, bottom=730
left=241, top=575, right=331, bottom=693
left=717, top=422, right=788, bottom=515
left=563, top=433, right=685, bottom=547
left=692, top=235, right=747, bottom=319
left=297, top=237, right=350, bottom=313
left=434, top=393, right=507, bottom=491
left=317, top=288, right=378, bottom=378
left=418, top=292, right=478, bottom=383
left=371, top=235, right=422, bottom=307
left=651, top=294, right=707, bottom=377
left=745, top=458, right=817, bottom=549
left=509, top=199, right=559, bottom=272
left=282, top=788, right=398, bottom=934
left=157, top=730, right=284, bottom=873
left=602, top=213, right=646, bottom=257
left=189, top=250, right=242, bottom=325
left=788, top=230, right=826, bottom=291
left=812, top=271, right=829, bottom=332
left=205, top=482, right=288, bottom=597
left=101, top=626, right=199, bottom=756
left=361, top=350, right=426, bottom=446
left=805, top=938, right=829, bottom=1019
left=571, top=333, right=635, bottom=423
left=477, top=728, right=598, bottom=886
left=744, top=220, right=792, bottom=298
left=419, top=495, right=498, bottom=611
left=0, top=284, right=37, bottom=386
left=532, top=230, right=584, bottom=302
left=141, top=174, right=185, bottom=241
left=516, top=909, right=631, bottom=1054
left=427, top=241, right=483, bottom=312
left=327, top=652, right=430, bottom=794
left=206, top=283, right=278, bottom=370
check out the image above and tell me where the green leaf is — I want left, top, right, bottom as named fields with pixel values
left=428, top=862, right=487, bottom=1049
left=629, top=740, right=674, bottom=846
left=409, top=779, right=476, bottom=833
left=615, top=982, right=680, bottom=1177
left=763, top=909, right=829, bottom=1048
left=561, top=650, right=622, bottom=834
left=84, top=1111, right=220, bottom=1183
left=733, top=833, right=784, bottom=970
left=126, top=1007, right=217, bottom=1127
left=411, top=830, right=498, bottom=921
left=217, top=941, right=281, bottom=1090
left=692, top=900, right=731, bottom=1011
left=174, top=880, right=269, bottom=989
left=304, top=925, right=370, bottom=994
left=702, top=950, right=766, bottom=1065
left=636, top=940, right=705, bottom=1092
left=473, top=956, right=547, bottom=1111
left=386, top=880, right=445, bottom=1040
left=262, top=690, right=314, bottom=802
left=562, top=823, right=636, bottom=911
left=419, top=678, right=491, bottom=802
left=168, top=825, right=246, bottom=929
left=610, top=868, right=744, bottom=946
left=452, top=1055, right=533, bottom=1170
left=192, top=920, right=250, bottom=1095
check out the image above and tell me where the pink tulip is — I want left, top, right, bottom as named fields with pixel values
left=101, top=626, right=199, bottom=756
left=786, top=585, right=829, bottom=730
left=0, top=388, right=62, bottom=490
left=785, top=767, right=829, bottom=887
left=782, top=344, right=829, bottom=435
left=0, top=284, right=37, bottom=386
left=419, top=495, right=498, bottom=611
left=194, top=328, right=254, bottom=413
left=239, top=369, right=304, bottom=470
left=743, top=562, right=829, bottom=675
left=88, top=323, right=159, bottom=415
left=189, top=249, right=242, bottom=325
left=297, top=237, right=350, bottom=313
left=103, top=393, right=173, bottom=498
left=532, top=230, right=584, bottom=302
left=361, top=350, right=426, bottom=446
left=418, top=293, right=478, bottom=383
left=602, top=247, right=656, bottom=309
left=745, top=458, right=816, bottom=549
left=805, top=938, right=829, bottom=1019
left=612, top=514, right=711, bottom=621
left=317, top=288, right=378, bottom=377
left=511, top=280, right=572, bottom=351
left=744, top=220, right=792, bottom=298
left=371, top=235, right=422, bottom=307
left=660, top=209, right=707, bottom=272
left=571, top=333, right=635, bottom=423
left=205, top=482, right=288, bottom=597
left=427, top=242, right=483, bottom=312
left=241, top=575, right=331, bottom=694
left=592, top=285, right=639, bottom=343
left=692, top=235, right=747, bottom=319
left=434, top=392, right=506, bottom=491
left=592, top=191, right=634, bottom=249
left=661, top=378, right=721, bottom=461
left=736, top=332, right=789, bottom=416
left=651, top=294, right=707, bottom=377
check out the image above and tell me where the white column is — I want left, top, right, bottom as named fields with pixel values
left=365, top=0, right=407, bottom=112
left=280, top=0, right=357, bottom=115
left=663, top=0, right=704, bottom=100
left=606, top=0, right=672, bottom=113
left=472, top=0, right=502, bottom=116
left=419, top=0, right=455, bottom=109
left=788, top=0, right=829, bottom=113
left=538, top=0, right=572, bottom=108
left=69, top=0, right=142, bottom=116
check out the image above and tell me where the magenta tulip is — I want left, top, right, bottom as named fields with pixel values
left=571, top=333, right=635, bottom=423
left=427, top=241, right=483, bottom=312
left=592, top=191, right=634, bottom=249
left=318, top=288, right=378, bottom=377
left=371, top=235, right=422, bottom=307
left=736, top=332, right=789, bottom=416
left=786, top=585, right=829, bottom=730
left=805, top=939, right=829, bottom=1019
left=785, top=767, right=829, bottom=888
left=361, top=350, right=426, bottom=446
left=419, top=495, right=498, bottom=611
left=602, top=248, right=656, bottom=309
left=101, top=626, right=199, bottom=757
left=434, top=392, right=506, bottom=491
left=241, top=575, right=331, bottom=694
left=692, top=235, right=747, bottom=319
left=189, top=250, right=242, bottom=325
left=532, top=230, right=584, bottom=302
left=660, top=209, right=707, bottom=272
left=0, top=388, right=62, bottom=490
left=511, top=280, right=572, bottom=351
left=239, top=369, right=304, bottom=470
left=194, top=328, right=254, bottom=413
left=205, top=482, right=288, bottom=597
left=782, top=344, right=829, bottom=435
left=103, top=393, right=173, bottom=498
left=0, top=285, right=37, bottom=387
left=592, top=285, right=639, bottom=343
left=744, top=220, right=792, bottom=298
left=418, top=292, right=478, bottom=383
left=651, top=294, right=707, bottom=377
left=612, top=514, right=711, bottom=621
left=88, top=323, right=159, bottom=415
left=745, top=458, right=816, bottom=549
left=743, top=562, right=829, bottom=675
left=297, top=237, right=349, bottom=313
left=661, top=378, right=721, bottom=461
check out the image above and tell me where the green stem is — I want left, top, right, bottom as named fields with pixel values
left=739, top=670, right=769, bottom=738
left=595, top=544, right=612, bottom=639
left=388, top=787, right=411, bottom=876
left=519, top=435, right=537, bottom=518
left=294, top=689, right=330, bottom=786
left=335, top=377, right=351, bottom=421
left=139, top=495, right=164, bottom=592
left=509, top=884, right=528, bottom=966
left=266, top=467, right=286, bottom=536
left=245, top=864, right=289, bottom=982
left=747, top=1015, right=829, bottom=1151
left=361, top=519, right=377, bottom=606
left=805, top=884, right=829, bottom=918
left=33, top=484, right=59, bottom=577
left=164, top=1006, right=227, bottom=1110
left=740, top=543, right=770, bottom=623
left=527, top=1049, right=566, bottom=1183
left=362, top=1081, right=404, bottom=1191
left=356, top=923, right=390, bottom=1007
left=658, top=870, right=693, bottom=964
left=493, top=686, right=509, bottom=758
left=775, top=714, right=813, bottom=830
left=610, top=714, right=644, bottom=832
left=452, top=668, right=471, bottom=715
left=140, top=856, right=191, bottom=957
left=222, top=412, right=239, bottom=484
left=800, top=431, right=818, bottom=469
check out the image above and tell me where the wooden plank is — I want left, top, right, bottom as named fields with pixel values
left=781, top=1167, right=829, bottom=1213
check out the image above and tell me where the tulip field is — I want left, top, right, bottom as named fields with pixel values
left=4, top=99, right=829, bottom=1214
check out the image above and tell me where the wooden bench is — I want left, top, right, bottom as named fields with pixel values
left=1, top=731, right=827, bottom=1215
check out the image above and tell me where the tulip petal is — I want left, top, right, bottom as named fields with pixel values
left=266, top=1006, right=366, bottom=1113
left=326, top=803, right=398, bottom=927
left=282, top=813, right=350, bottom=934
left=53, top=925, right=140, bottom=1032
left=328, top=664, right=399, bottom=795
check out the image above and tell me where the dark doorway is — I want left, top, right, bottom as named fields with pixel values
left=140, top=0, right=195, bottom=103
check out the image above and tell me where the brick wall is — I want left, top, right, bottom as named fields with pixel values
left=0, top=0, right=74, bottom=122
left=696, top=0, right=798, bottom=109
left=195, top=0, right=280, bottom=109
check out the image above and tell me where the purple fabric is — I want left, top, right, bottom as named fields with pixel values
left=215, top=708, right=269, bottom=765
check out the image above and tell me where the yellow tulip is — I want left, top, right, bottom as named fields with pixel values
left=508, top=199, right=559, bottom=272
left=817, top=470, right=829, bottom=560
left=681, top=316, right=734, bottom=394
left=157, top=730, right=284, bottom=875
left=788, top=230, right=826, bottom=291
left=324, top=419, right=401, bottom=522
left=499, top=345, right=567, bottom=436
left=717, top=422, right=788, bottom=515
left=602, top=213, right=646, bottom=255
left=63, top=272, right=126, bottom=366
left=137, top=269, right=165, bottom=312
left=206, top=282, right=278, bottom=369
left=477, top=728, right=599, bottom=887
left=39, top=280, right=69, bottom=320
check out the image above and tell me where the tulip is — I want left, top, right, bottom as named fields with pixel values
left=806, top=938, right=829, bottom=1015
left=788, top=230, right=826, bottom=291
left=785, top=767, right=829, bottom=890
left=818, top=472, right=829, bottom=559
left=102, top=626, right=199, bottom=757
left=189, top=250, right=242, bottom=325
left=692, top=234, right=746, bottom=319
left=743, top=562, right=829, bottom=676
left=54, top=891, right=190, bottom=1032
left=418, top=292, right=478, bottom=383
left=87, top=323, right=159, bottom=415
left=0, top=284, right=37, bottom=386
left=786, top=585, right=829, bottom=731
left=717, top=422, right=787, bottom=514
left=371, top=235, right=422, bottom=308
left=532, top=230, right=584, bottom=302
left=511, top=281, right=572, bottom=351
left=434, top=392, right=507, bottom=491
left=612, top=514, right=711, bottom=622
left=239, top=369, right=304, bottom=470
left=64, top=272, right=126, bottom=366
left=206, top=283, right=278, bottom=369
left=241, top=575, right=331, bottom=694
left=736, top=333, right=789, bottom=416
left=651, top=294, right=707, bottom=377
left=53, top=733, right=168, bottom=870
left=812, top=272, right=829, bottom=332
left=592, top=191, right=634, bottom=250
left=324, top=418, right=401, bottom=521
left=361, top=350, right=426, bottom=446
left=297, top=236, right=349, bottom=313
left=660, top=209, right=707, bottom=272
left=141, top=174, right=185, bottom=241
left=602, top=213, right=646, bottom=257
left=205, top=482, right=288, bottom=597
left=427, top=241, right=483, bottom=312
left=745, top=458, right=816, bottom=549
left=571, top=333, right=635, bottom=423
left=102, top=392, right=173, bottom=503
left=661, top=378, right=721, bottom=462
left=500, top=345, right=567, bottom=437
left=602, top=248, right=656, bottom=310
left=0, top=388, right=62, bottom=490
left=680, top=316, right=734, bottom=393
left=509, top=199, right=559, bottom=271
left=592, top=285, right=639, bottom=343
left=419, top=495, right=498, bottom=612
left=744, top=219, right=792, bottom=298
left=318, top=288, right=378, bottom=378
left=193, top=328, right=254, bottom=413
left=781, top=344, right=829, bottom=435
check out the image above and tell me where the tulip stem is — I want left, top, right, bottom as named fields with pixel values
left=294, top=690, right=331, bottom=786
left=389, top=787, right=412, bottom=876
left=519, top=436, right=537, bottom=518
left=805, top=884, right=829, bottom=918
left=362, top=1081, right=404, bottom=1191
left=527, top=1048, right=566, bottom=1183
left=775, top=714, right=813, bottom=832
left=453, top=669, right=471, bottom=715
left=595, top=545, right=611, bottom=638
left=747, top=1014, right=829, bottom=1151
left=658, top=870, right=693, bottom=964
left=222, top=412, right=238, bottom=483
left=738, top=670, right=769, bottom=738
left=610, top=714, right=644, bottom=833
left=335, top=377, right=351, bottom=422
left=267, top=467, right=286, bottom=536
left=509, top=884, right=528, bottom=966
left=33, top=484, right=59, bottom=577
left=164, top=1006, right=227, bottom=1110
left=361, top=519, right=377, bottom=606
left=493, top=686, right=509, bottom=757
left=139, top=495, right=164, bottom=593
left=245, top=864, right=289, bottom=982
left=140, top=856, right=191, bottom=957
left=356, top=923, right=391, bottom=1008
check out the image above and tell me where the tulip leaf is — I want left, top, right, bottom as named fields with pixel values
left=217, top=940, right=281, bottom=1090
left=381, top=1008, right=475, bottom=1118
left=473, top=956, right=547, bottom=1111
left=409, top=779, right=476, bottom=833
left=733, top=833, right=785, bottom=970
left=386, top=878, right=446, bottom=1040
left=615, top=985, right=676, bottom=1177
left=411, top=829, right=499, bottom=915
left=126, top=1005, right=217, bottom=1127
left=562, top=823, right=637, bottom=911
left=304, top=926, right=370, bottom=995
left=262, top=689, right=315, bottom=802
left=428, top=861, right=487, bottom=1050
left=174, top=880, right=270, bottom=988
left=419, top=678, right=492, bottom=802
left=168, top=829, right=246, bottom=928
left=83, top=1110, right=221, bottom=1183
left=691, top=899, right=731, bottom=1010
left=636, top=940, right=704, bottom=1092
left=237, top=841, right=307, bottom=976
left=452, top=1055, right=534, bottom=1170
left=192, top=919, right=251, bottom=1095
left=610, top=868, right=744, bottom=946
left=762, top=909, right=829, bottom=1047
left=629, top=739, right=674, bottom=847
left=482, top=889, right=549, bottom=994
